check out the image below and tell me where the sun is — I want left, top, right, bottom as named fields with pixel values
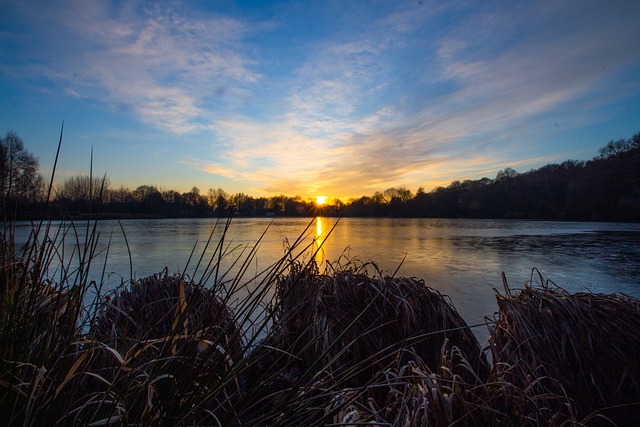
left=316, top=195, right=327, bottom=205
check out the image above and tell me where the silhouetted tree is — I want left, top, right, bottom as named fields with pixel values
left=182, top=186, right=209, bottom=216
left=231, top=192, right=255, bottom=215
left=58, top=175, right=110, bottom=205
left=207, top=188, right=228, bottom=216
left=597, top=138, right=631, bottom=159
left=0, top=131, right=44, bottom=207
left=131, top=185, right=163, bottom=213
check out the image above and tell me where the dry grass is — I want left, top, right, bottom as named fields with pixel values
left=487, top=277, right=640, bottom=425
left=239, top=260, right=489, bottom=425
left=0, top=220, right=100, bottom=426
left=83, top=271, right=244, bottom=425
left=92, top=270, right=242, bottom=362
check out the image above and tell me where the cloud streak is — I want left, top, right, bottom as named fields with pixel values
left=4, top=0, right=258, bottom=133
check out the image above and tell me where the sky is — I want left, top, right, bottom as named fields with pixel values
left=1, top=0, right=640, bottom=200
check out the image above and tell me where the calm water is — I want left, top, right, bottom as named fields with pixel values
left=12, top=217, right=640, bottom=341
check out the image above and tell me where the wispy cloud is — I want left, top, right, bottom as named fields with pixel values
left=3, top=0, right=639, bottom=197
left=4, top=0, right=258, bottom=133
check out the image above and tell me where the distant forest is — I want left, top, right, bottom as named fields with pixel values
left=2, top=130, right=639, bottom=222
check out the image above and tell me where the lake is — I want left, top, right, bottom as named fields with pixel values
left=12, top=217, right=640, bottom=342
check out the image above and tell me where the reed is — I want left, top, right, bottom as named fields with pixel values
left=0, top=215, right=108, bottom=425
left=271, top=260, right=488, bottom=380
left=0, top=214, right=311, bottom=425
left=487, top=275, right=640, bottom=425
left=239, top=259, right=489, bottom=425
left=83, top=270, right=244, bottom=424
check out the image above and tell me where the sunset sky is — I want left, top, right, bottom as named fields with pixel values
left=1, top=0, right=639, bottom=200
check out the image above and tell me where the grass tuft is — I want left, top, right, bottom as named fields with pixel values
left=488, top=277, right=640, bottom=425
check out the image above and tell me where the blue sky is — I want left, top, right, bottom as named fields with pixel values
left=1, top=0, right=639, bottom=200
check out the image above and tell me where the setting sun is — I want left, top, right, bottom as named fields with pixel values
left=316, top=196, right=327, bottom=205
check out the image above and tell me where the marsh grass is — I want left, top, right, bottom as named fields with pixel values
left=243, top=258, right=489, bottom=412
left=0, top=215, right=107, bottom=425
left=0, top=210, right=312, bottom=425
left=486, top=273, right=640, bottom=425
left=86, top=271, right=244, bottom=424
left=218, top=253, right=491, bottom=426
left=2, top=128, right=639, bottom=425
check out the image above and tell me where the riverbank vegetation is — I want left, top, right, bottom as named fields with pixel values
left=2, top=130, right=639, bottom=221
left=2, top=215, right=639, bottom=426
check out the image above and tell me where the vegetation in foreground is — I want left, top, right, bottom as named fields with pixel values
left=2, top=215, right=639, bottom=426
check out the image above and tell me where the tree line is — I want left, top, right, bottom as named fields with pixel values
left=2, top=130, right=639, bottom=221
